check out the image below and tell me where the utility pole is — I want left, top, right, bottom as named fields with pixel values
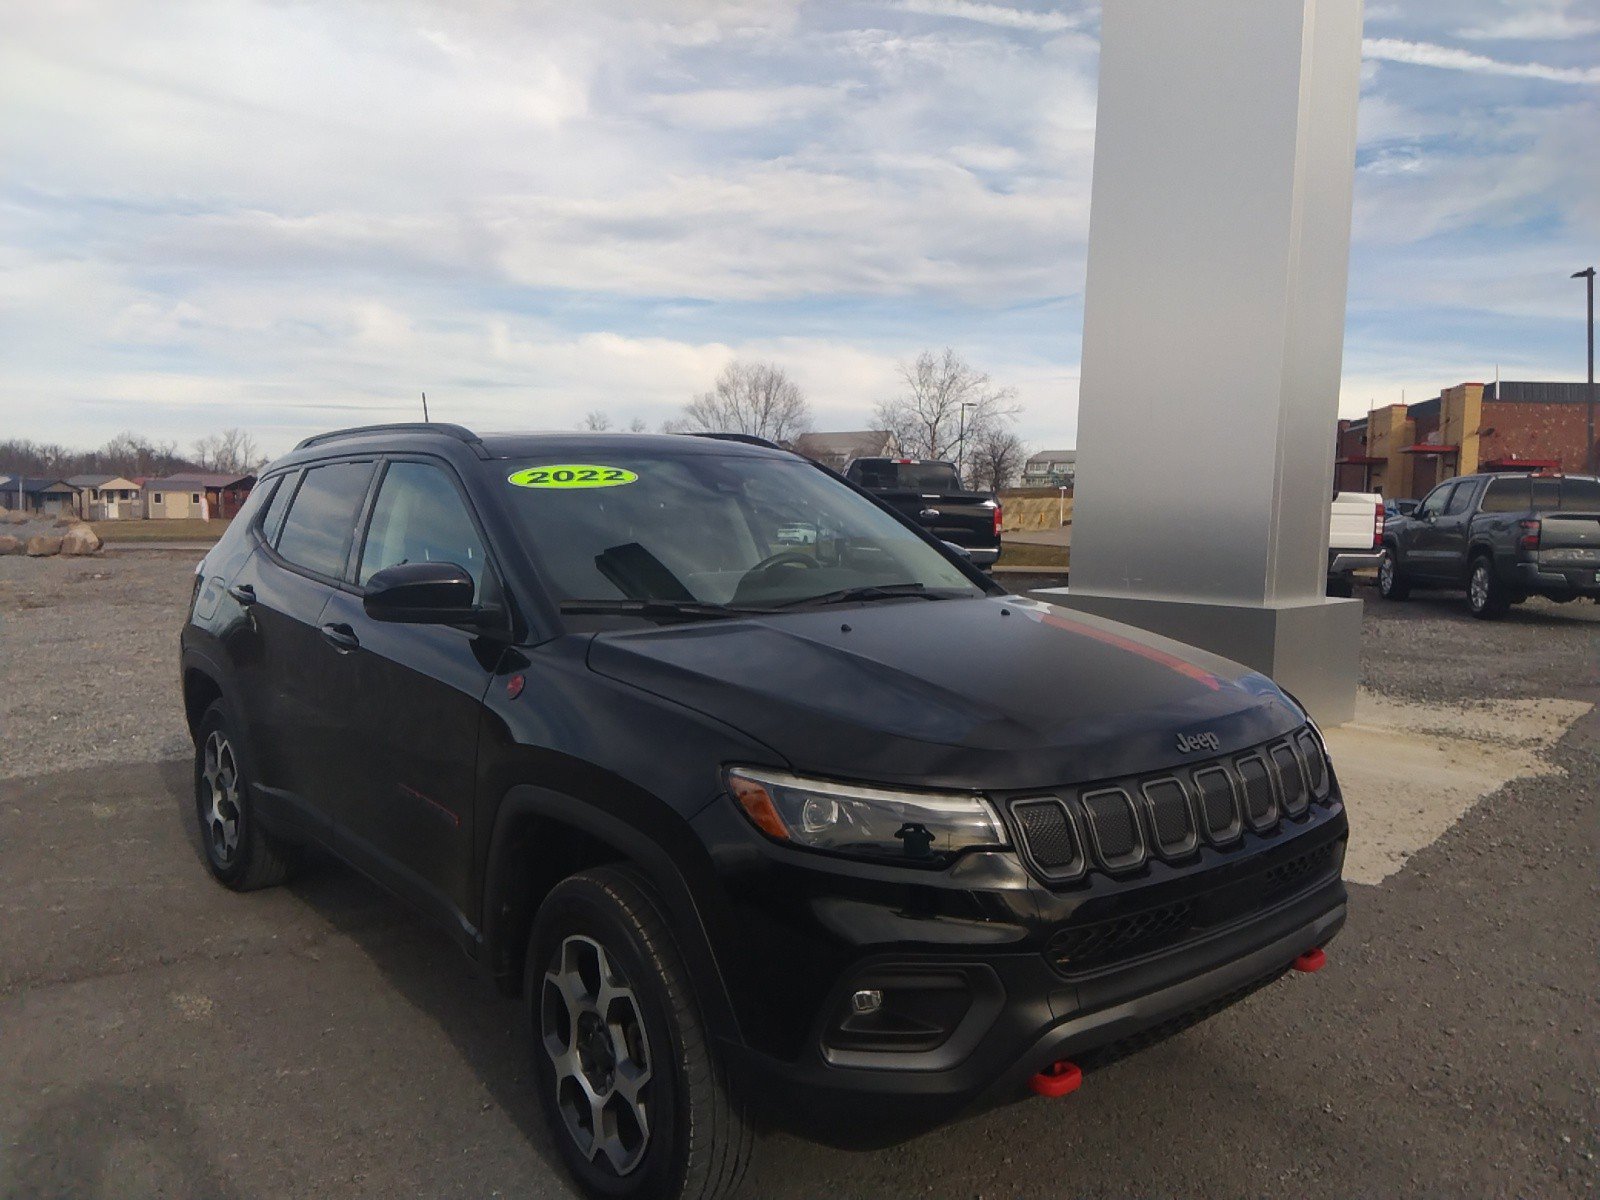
left=1574, top=268, right=1595, bottom=475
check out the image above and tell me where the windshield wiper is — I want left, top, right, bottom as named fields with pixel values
left=559, top=599, right=761, bottom=623
left=761, top=583, right=960, bottom=610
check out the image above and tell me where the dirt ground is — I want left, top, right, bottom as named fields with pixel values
left=1, top=552, right=1596, bottom=1199
left=0, top=550, right=197, bottom=778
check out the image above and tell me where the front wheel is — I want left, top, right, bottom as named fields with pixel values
left=528, top=867, right=753, bottom=1200
left=1377, top=548, right=1410, bottom=600
left=1467, top=557, right=1509, bottom=620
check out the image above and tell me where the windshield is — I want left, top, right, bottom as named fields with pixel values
left=498, top=450, right=983, bottom=612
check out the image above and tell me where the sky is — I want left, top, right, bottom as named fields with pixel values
left=1, top=0, right=1596, bottom=459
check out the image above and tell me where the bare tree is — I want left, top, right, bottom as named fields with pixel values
left=666, top=361, right=812, bottom=443
left=626, top=417, right=648, bottom=433
left=966, top=427, right=1027, bottom=494
left=871, top=349, right=1019, bottom=467
left=192, top=428, right=261, bottom=474
left=580, top=411, right=612, bottom=431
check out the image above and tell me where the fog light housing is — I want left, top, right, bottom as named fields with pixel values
left=824, top=972, right=973, bottom=1056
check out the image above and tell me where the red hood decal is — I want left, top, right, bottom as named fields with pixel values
left=1025, top=607, right=1223, bottom=692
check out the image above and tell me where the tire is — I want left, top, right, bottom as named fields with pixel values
left=193, top=701, right=293, bottom=890
left=1376, top=547, right=1410, bottom=600
left=528, top=867, right=753, bottom=1200
left=1467, top=556, right=1509, bottom=620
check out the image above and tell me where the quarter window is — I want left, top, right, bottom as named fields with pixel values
left=358, top=462, right=488, bottom=599
left=274, top=461, right=375, bottom=579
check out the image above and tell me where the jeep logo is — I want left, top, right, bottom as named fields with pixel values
left=1176, top=732, right=1221, bottom=754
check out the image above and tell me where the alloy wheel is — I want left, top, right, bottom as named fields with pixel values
left=1378, top=553, right=1395, bottom=594
left=541, top=935, right=654, bottom=1177
left=1470, top=563, right=1490, bottom=611
left=201, top=730, right=243, bottom=864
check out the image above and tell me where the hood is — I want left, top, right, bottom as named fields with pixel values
left=586, top=595, right=1305, bottom=791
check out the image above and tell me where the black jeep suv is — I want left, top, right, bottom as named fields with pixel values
left=181, top=424, right=1348, bottom=1200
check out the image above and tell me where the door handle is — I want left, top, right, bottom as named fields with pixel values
left=228, top=583, right=256, bottom=606
left=320, top=622, right=360, bottom=652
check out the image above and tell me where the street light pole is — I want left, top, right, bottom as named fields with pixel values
left=955, top=401, right=978, bottom=484
left=1575, top=267, right=1596, bottom=475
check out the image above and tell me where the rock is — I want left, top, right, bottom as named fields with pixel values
left=0, top=534, right=23, bottom=555
left=53, top=515, right=80, bottom=528
left=26, top=534, right=64, bottom=557
left=4, top=511, right=27, bottom=525
left=60, top=525, right=103, bottom=556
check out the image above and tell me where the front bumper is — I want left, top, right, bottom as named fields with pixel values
left=720, top=845, right=1347, bottom=1148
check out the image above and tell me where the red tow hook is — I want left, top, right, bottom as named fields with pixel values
left=1029, top=1059, right=1082, bottom=1098
left=1292, top=947, right=1327, bottom=973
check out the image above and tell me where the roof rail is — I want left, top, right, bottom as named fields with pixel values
left=294, top=422, right=480, bottom=451
left=687, top=432, right=786, bottom=451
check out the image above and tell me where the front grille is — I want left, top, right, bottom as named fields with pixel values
left=1043, top=839, right=1343, bottom=978
left=1046, top=901, right=1194, bottom=971
left=1007, top=726, right=1335, bottom=883
left=1012, top=799, right=1085, bottom=879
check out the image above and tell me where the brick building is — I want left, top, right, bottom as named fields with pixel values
left=1335, top=381, right=1598, bottom=500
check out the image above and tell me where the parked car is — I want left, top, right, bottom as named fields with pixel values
left=843, top=456, right=1001, bottom=568
left=181, top=424, right=1348, bottom=1200
left=1379, top=471, right=1600, bottom=618
left=1325, top=491, right=1385, bottom=597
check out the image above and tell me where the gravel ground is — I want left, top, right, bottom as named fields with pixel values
left=0, top=549, right=198, bottom=778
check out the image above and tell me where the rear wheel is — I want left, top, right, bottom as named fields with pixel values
left=193, top=702, right=294, bottom=890
left=1467, top=556, right=1509, bottom=620
left=528, top=867, right=752, bottom=1200
left=1377, top=548, right=1410, bottom=600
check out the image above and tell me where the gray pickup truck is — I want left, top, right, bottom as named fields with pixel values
left=844, top=457, right=1002, bottom=568
left=1378, top=471, right=1600, bottom=618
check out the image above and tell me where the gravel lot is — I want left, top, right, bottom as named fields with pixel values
left=0, top=550, right=196, bottom=778
left=1, top=553, right=1595, bottom=1199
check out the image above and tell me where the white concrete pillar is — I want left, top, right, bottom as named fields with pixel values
left=1043, top=0, right=1366, bottom=723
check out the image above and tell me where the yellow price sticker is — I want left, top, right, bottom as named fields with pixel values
left=507, top=465, right=639, bottom=489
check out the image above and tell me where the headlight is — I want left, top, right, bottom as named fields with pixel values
left=726, top=767, right=1008, bottom=865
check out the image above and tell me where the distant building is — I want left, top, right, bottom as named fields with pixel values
left=1336, top=381, right=1598, bottom=500
left=790, top=430, right=898, bottom=472
left=65, top=474, right=143, bottom=520
left=0, top=476, right=77, bottom=515
left=143, top=473, right=256, bottom=519
left=1021, top=449, right=1076, bottom=487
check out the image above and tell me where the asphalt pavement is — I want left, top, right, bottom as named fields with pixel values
left=1, top=579, right=1596, bottom=1199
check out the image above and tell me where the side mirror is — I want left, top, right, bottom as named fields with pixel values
left=363, top=561, right=496, bottom=626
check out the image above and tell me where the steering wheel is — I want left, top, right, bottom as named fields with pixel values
left=745, top=550, right=821, bottom=577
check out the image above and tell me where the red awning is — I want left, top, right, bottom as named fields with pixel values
left=1399, top=444, right=1459, bottom=455
left=1337, top=455, right=1386, bottom=465
left=1480, top=457, right=1560, bottom=471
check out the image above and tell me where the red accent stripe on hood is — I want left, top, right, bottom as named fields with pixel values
left=1031, top=608, right=1223, bottom=691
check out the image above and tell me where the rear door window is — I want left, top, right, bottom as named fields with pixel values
left=274, top=461, right=375, bottom=580
left=1480, top=476, right=1530, bottom=513
left=1560, top=477, right=1600, bottom=509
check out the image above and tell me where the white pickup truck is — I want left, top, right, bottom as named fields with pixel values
left=1326, top=491, right=1385, bottom=597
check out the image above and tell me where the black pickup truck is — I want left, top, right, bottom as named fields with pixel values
left=844, top=457, right=1002, bottom=568
left=1378, top=471, right=1600, bottom=618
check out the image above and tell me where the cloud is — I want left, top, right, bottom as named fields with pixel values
left=1362, top=37, right=1600, bottom=86
left=885, top=1, right=1083, bottom=34
left=1458, top=4, right=1600, bottom=41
